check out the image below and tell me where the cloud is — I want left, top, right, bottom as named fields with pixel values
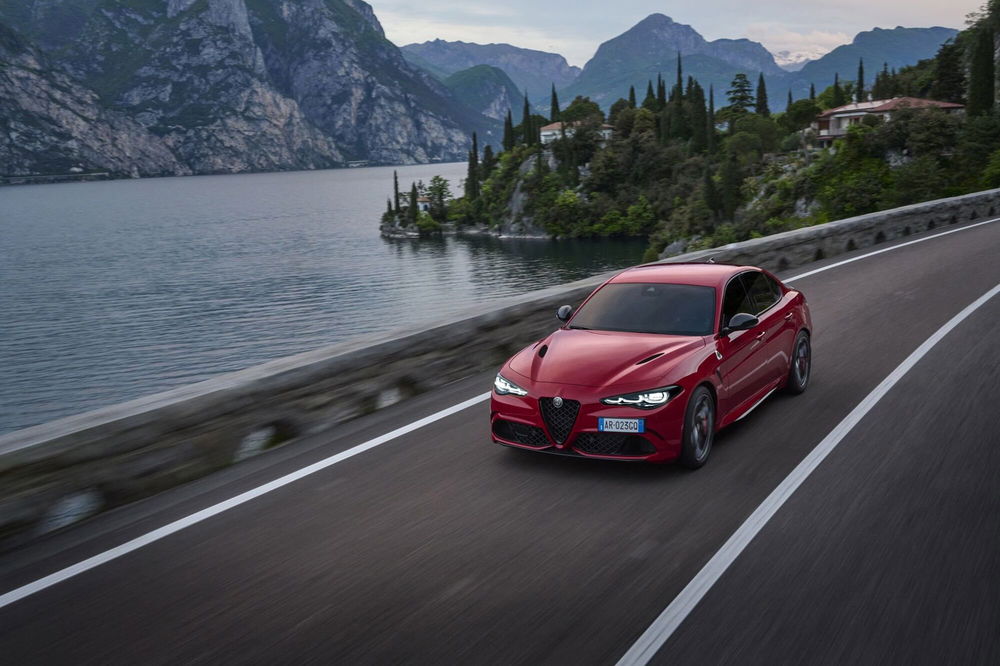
left=745, top=23, right=851, bottom=58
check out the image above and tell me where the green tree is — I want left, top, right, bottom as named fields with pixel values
left=856, top=58, right=865, bottom=102
left=931, top=40, right=965, bottom=104
left=809, top=83, right=816, bottom=100
left=687, top=81, right=708, bottom=152
left=521, top=94, right=534, bottom=145
left=720, top=153, right=742, bottom=220
left=727, top=73, right=755, bottom=112
left=755, top=73, right=770, bottom=116
left=707, top=85, right=716, bottom=153
left=608, top=98, right=630, bottom=125
left=780, top=99, right=821, bottom=132
left=628, top=85, right=637, bottom=108
left=465, top=132, right=480, bottom=200
left=642, top=81, right=658, bottom=110
left=426, top=175, right=452, bottom=222
left=703, top=167, right=722, bottom=218
left=787, top=89, right=793, bottom=109
left=407, top=182, right=418, bottom=226
left=560, top=96, right=604, bottom=123
left=393, top=170, right=400, bottom=213
left=968, top=27, right=994, bottom=116
left=831, top=73, right=847, bottom=107
left=550, top=84, right=561, bottom=122
left=502, top=109, right=514, bottom=152
left=481, top=144, right=496, bottom=177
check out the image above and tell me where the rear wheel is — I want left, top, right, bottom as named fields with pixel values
left=679, top=386, right=715, bottom=469
left=785, top=330, right=811, bottom=394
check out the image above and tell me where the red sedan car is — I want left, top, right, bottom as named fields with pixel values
left=490, top=263, right=812, bottom=467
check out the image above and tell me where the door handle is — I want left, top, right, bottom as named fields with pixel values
left=784, top=313, right=793, bottom=320
left=755, top=331, right=766, bottom=340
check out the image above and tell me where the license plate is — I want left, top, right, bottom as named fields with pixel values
left=598, top=417, right=645, bottom=433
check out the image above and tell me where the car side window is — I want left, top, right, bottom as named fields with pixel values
left=743, top=271, right=781, bottom=315
left=721, top=275, right=754, bottom=327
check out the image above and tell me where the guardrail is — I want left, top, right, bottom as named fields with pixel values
left=2, top=188, right=998, bottom=550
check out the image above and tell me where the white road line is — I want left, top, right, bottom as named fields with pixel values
left=783, top=217, right=1000, bottom=283
left=0, top=392, right=491, bottom=611
left=616, top=281, right=1000, bottom=666
left=1, top=214, right=997, bottom=611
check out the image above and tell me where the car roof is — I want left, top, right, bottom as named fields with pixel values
left=609, top=262, right=755, bottom=289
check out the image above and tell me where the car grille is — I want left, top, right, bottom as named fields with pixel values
left=574, top=433, right=656, bottom=457
left=492, top=420, right=549, bottom=447
left=539, top=398, right=580, bottom=444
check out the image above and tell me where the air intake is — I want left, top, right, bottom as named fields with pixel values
left=538, top=345, right=548, bottom=357
left=635, top=353, right=664, bottom=365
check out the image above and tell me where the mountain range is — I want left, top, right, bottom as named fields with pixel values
left=0, top=3, right=960, bottom=177
left=0, top=0, right=498, bottom=177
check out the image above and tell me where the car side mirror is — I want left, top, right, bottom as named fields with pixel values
left=556, top=305, right=573, bottom=322
left=721, top=313, right=759, bottom=336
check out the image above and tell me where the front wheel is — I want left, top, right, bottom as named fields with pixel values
left=785, top=330, right=811, bottom=394
left=679, top=386, right=715, bottom=469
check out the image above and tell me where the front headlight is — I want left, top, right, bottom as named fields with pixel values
left=601, top=386, right=682, bottom=409
left=494, top=373, right=528, bottom=396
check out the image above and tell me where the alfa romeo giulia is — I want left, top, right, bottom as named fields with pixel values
left=490, top=263, right=812, bottom=467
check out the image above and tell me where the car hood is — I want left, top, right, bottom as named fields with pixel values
left=507, top=328, right=705, bottom=389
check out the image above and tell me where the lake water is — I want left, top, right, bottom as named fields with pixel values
left=0, top=164, right=646, bottom=434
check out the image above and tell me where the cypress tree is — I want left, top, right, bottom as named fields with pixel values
left=968, top=27, right=994, bottom=116
left=932, top=40, right=965, bottom=104
left=755, top=73, right=770, bottom=116
left=657, top=74, right=667, bottom=107
left=466, top=133, right=480, bottom=200
left=628, top=85, right=637, bottom=108
left=720, top=154, right=741, bottom=221
left=704, top=167, right=721, bottom=218
left=407, top=182, right=418, bottom=226
left=809, top=83, right=816, bottom=100
left=502, top=109, right=514, bottom=152
left=676, top=51, right=683, bottom=92
left=393, top=170, right=400, bottom=213
left=689, top=81, right=708, bottom=153
left=386, top=199, right=393, bottom=217
left=707, top=85, right=716, bottom=153
left=521, top=93, right=532, bottom=145
left=642, top=81, right=658, bottom=110
left=787, top=89, right=793, bottom=109
left=646, top=80, right=655, bottom=101
left=481, top=144, right=495, bottom=176
left=856, top=58, right=865, bottom=102
left=831, top=73, right=847, bottom=107
left=550, top=84, right=560, bottom=122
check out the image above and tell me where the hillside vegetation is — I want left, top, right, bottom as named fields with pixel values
left=386, top=1, right=1000, bottom=262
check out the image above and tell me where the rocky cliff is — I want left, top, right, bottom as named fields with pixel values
left=0, top=0, right=492, bottom=177
left=443, top=65, right=525, bottom=121
left=0, top=23, right=187, bottom=178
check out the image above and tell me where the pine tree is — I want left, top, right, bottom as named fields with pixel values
left=755, top=73, right=770, bottom=116
left=628, top=85, right=637, bottom=108
left=727, top=73, right=755, bottom=112
left=969, top=27, right=995, bottom=116
left=393, top=170, right=400, bottom=213
left=550, top=84, right=560, bottom=122
left=407, top=182, right=418, bottom=226
left=521, top=93, right=532, bottom=144
left=809, top=83, right=816, bottom=100
left=502, top=109, right=514, bottom=152
left=932, top=40, right=966, bottom=104
left=856, top=58, right=865, bottom=102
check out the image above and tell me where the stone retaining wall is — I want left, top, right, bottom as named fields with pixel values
left=2, top=188, right=998, bottom=550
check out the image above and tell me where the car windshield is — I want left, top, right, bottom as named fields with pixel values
left=568, top=283, right=716, bottom=336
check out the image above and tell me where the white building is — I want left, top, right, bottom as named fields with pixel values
left=539, top=121, right=614, bottom=146
left=812, top=97, right=964, bottom=147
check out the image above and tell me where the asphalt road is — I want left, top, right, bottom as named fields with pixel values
left=1, top=219, right=999, bottom=665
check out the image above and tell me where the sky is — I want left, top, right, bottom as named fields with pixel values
left=371, top=0, right=983, bottom=66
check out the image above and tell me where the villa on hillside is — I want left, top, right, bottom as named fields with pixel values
left=539, top=121, right=614, bottom=146
left=812, top=97, right=964, bottom=147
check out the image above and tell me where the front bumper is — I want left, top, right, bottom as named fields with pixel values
left=490, top=381, right=687, bottom=462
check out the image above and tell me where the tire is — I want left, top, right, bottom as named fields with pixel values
left=785, top=330, right=811, bottom=395
left=679, top=386, right=715, bottom=469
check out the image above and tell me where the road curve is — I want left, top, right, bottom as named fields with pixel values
left=1, top=219, right=999, bottom=665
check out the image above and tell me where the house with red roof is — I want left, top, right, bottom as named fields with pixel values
left=811, top=97, right=964, bottom=147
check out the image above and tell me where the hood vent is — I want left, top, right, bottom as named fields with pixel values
left=635, top=353, right=664, bottom=365
left=538, top=345, right=548, bottom=358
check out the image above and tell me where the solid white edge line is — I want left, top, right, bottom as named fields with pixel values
left=783, top=217, right=1000, bottom=283
left=616, top=282, right=1000, bottom=666
left=0, top=392, right=491, bottom=610
left=2, top=214, right=997, bottom=611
